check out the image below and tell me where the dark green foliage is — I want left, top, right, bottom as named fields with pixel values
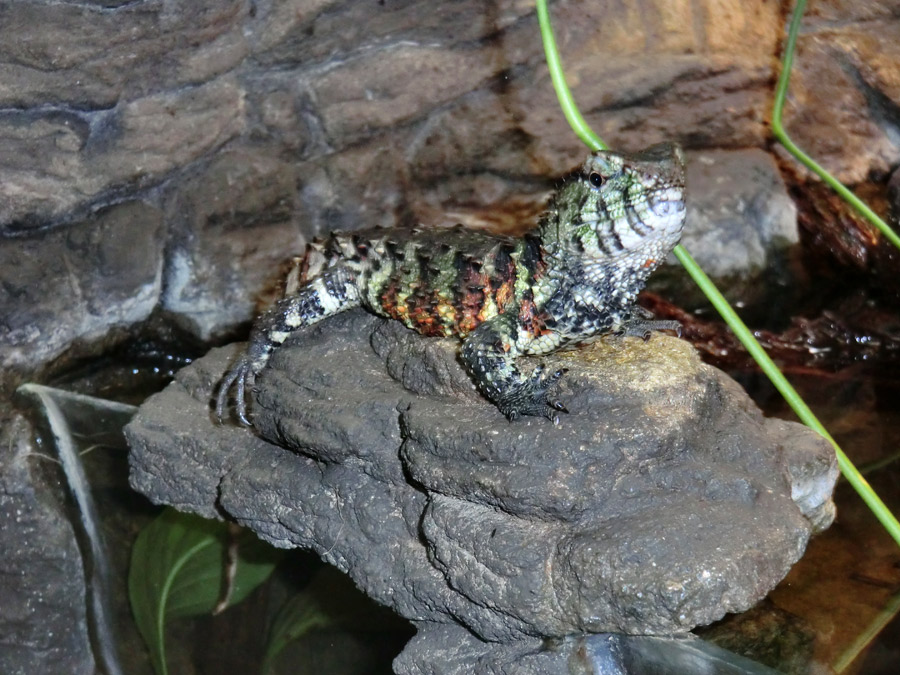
left=128, top=508, right=282, bottom=675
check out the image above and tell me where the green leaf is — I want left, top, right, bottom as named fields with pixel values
left=128, top=508, right=282, bottom=675
left=261, top=585, right=333, bottom=674
left=260, top=563, right=412, bottom=673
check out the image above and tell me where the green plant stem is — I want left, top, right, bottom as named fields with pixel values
left=535, top=0, right=900, bottom=548
left=536, top=0, right=605, bottom=153
left=773, top=0, right=900, bottom=251
left=832, top=588, right=900, bottom=672
left=855, top=450, right=900, bottom=478
left=674, top=247, right=900, bottom=547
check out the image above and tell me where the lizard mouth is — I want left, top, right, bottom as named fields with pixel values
left=648, top=188, right=686, bottom=221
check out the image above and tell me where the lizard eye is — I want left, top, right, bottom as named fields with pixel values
left=588, top=172, right=605, bottom=188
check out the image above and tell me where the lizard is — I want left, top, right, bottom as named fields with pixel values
left=216, top=142, right=686, bottom=426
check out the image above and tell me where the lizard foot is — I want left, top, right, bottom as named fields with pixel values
left=215, top=356, right=255, bottom=426
left=620, top=317, right=682, bottom=340
left=498, top=365, right=569, bottom=424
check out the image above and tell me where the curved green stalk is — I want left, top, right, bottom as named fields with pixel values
left=535, top=0, right=900, bottom=548
left=832, top=587, right=900, bottom=673
left=154, top=539, right=214, bottom=675
left=773, top=0, right=900, bottom=251
left=674, top=247, right=900, bottom=546
left=536, top=0, right=605, bottom=153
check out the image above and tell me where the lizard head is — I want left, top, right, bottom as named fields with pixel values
left=546, top=142, right=686, bottom=281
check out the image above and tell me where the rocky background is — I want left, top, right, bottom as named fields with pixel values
left=2, top=0, right=900, bottom=673
left=2, top=0, right=899, bottom=379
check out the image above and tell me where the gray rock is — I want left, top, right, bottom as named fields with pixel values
left=0, top=201, right=165, bottom=374
left=395, top=626, right=785, bottom=675
left=651, top=149, right=798, bottom=308
left=0, top=413, right=95, bottom=675
left=683, top=149, right=797, bottom=279
left=160, top=148, right=305, bottom=339
left=772, top=418, right=839, bottom=535
left=0, top=78, right=246, bottom=230
left=126, top=309, right=838, bottom=672
left=0, top=1, right=247, bottom=109
left=393, top=624, right=574, bottom=675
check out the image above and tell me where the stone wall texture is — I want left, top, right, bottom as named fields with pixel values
left=2, top=0, right=899, bottom=377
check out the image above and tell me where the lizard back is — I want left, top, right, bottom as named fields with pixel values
left=306, top=226, right=544, bottom=339
left=216, top=142, right=686, bottom=425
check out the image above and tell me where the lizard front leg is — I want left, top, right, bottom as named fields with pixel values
left=459, top=313, right=568, bottom=423
left=618, top=306, right=681, bottom=340
left=216, top=266, right=359, bottom=425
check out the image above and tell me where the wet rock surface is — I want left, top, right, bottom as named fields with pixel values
left=657, top=149, right=799, bottom=310
left=0, top=414, right=95, bottom=675
left=126, top=309, right=838, bottom=672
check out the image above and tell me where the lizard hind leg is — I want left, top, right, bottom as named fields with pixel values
left=460, top=314, right=568, bottom=423
left=215, top=266, right=360, bottom=425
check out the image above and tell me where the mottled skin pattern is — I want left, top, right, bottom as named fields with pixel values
left=217, top=143, right=686, bottom=425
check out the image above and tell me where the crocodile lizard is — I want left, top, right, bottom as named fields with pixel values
left=216, top=142, right=686, bottom=425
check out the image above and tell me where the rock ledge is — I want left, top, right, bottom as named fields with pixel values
left=125, top=309, right=838, bottom=672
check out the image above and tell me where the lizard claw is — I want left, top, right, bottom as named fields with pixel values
left=498, top=364, right=569, bottom=422
left=215, top=357, right=255, bottom=426
left=621, top=317, right=682, bottom=341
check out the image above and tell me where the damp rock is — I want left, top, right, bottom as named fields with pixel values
left=651, top=148, right=799, bottom=311
left=683, top=149, right=797, bottom=279
left=0, top=414, right=96, bottom=675
left=125, top=309, right=838, bottom=672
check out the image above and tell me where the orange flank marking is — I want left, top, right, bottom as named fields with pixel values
left=409, top=296, right=448, bottom=337
left=381, top=281, right=407, bottom=322
left=518, top=297, right=550, bottom=338
left=457, top=267, right=489, bottom=336
left=494, top=278, right=514, bottom=309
